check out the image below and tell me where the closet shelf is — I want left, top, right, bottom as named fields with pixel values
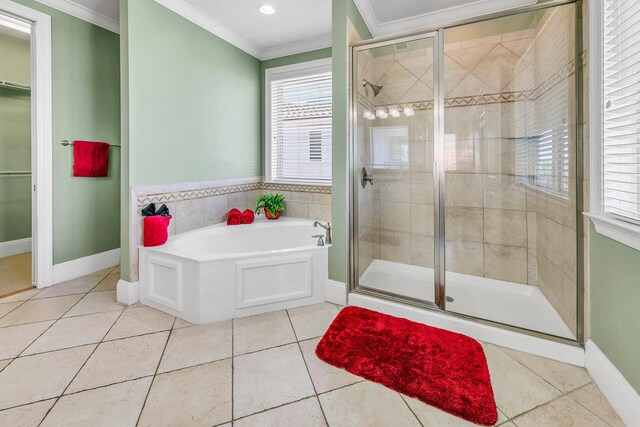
left=0, top=80, right=31, bottom=91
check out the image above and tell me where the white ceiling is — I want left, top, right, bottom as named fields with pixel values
left=353, top=0, right=537, bottom=36
left=176, top=0, right=332, bottom=59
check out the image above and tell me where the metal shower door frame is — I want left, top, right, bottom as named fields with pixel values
left=348, top=0, right=584, bottom=346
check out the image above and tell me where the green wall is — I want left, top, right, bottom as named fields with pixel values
left=126, top=0, right=261, bottom=186
left=590, top=224, right=640, bottom=393
left=330, top=0, right=371, bottom=282
left=0, top=32, right=31, bottom=243
left=121, top=0, right=263, bottom=279
left=10, top=1, right=121, bottom=265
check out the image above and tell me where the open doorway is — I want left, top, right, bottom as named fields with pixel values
left=0, top=13, right=32, bottom=297
left=0, top=0, right=52, bottom=295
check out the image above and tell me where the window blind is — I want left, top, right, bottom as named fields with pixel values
left=603, top=0, right=640, bottom=222
left=270, top=71, right=332, bottom=184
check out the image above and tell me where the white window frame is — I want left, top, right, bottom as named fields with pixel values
left=586, top=0, right=640, bottom=251
left=264, top=58, right=332, bottom=186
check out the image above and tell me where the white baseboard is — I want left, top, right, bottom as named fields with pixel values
left=326, top=280, right=347, bottom=305
left=349, top=293, right=585, bottom=366
left=117, top=279, right=139, bottom=306
left=52, top=248, right=120, bottom=286
left=585, top=340, right=640, bottom=426
left=0, top=238, right=31, bottom=258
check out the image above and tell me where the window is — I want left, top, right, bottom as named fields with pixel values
left=603, top=0, right=640, bottom=223
left=265, top=59, right=332, bottom=184
left=523, top=126, right=570, bottom=198
left=370, top=126, right=409, bottom=168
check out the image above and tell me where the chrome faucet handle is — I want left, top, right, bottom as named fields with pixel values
left=312, top=235, right=325, bottom=246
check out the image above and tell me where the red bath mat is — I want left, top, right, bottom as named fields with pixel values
left=315, top=306, right=498, bottom=426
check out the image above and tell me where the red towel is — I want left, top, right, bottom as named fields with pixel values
left=227, top=208, right=242, bottom=225
left=241, top=209, right=255, bottom=224
left=73, top=140, right=110, bottom=177
left=143, top=215, right=172, bottom=247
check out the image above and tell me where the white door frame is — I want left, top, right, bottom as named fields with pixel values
left=0, top=0, right=52, bottom=288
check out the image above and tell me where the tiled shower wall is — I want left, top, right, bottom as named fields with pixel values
left=128, top=177, right=332, bottom=281
left=356, top=5, right=581, bottom=334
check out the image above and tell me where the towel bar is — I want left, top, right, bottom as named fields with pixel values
left=61, top=140, right=121, bottom=148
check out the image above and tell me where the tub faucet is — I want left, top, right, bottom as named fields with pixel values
left=313, top=221, right=332, bottom=245
left=312, top=235, right=325, bottom=246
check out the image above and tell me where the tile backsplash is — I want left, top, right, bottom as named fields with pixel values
left=129, top=177, right=332, bottom=281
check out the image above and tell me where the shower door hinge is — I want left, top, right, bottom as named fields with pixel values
left=33, top=184, right=36, bottom=191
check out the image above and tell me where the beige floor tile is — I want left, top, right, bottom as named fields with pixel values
left=233, top=310, right=296, bottom=355
left=158, top=321, right=231, bottom=373
left=0, top=360, right=10, bottom=371
left=173, top=317, right=194, bottom=329
left=33, top=274, right=104, bottom=299
left=0, top=288, right=39, bottom=303
left=0, top=301, right=22, bottom=318
left=0, top=295, right=83, bottom=327
left=91, top=272, right=119, bottom=292
left=104, top=305, right=174, bottom=340
left=299, top=337, right=360, bottom=393
left=287, top=303, right=340, bottom=340
left=112, top=265, right=120, bottom=274
left=139, top=360, right=232, bottom=427
left=234, top=343, right=315, bottom=418
left=501, top=347, right=591, bottom=393
left=512, top=396, right=609, bottom=426
left=568, top=383, right=625, bottom=427
left=483, top=344, right=561, bottom=418
left=63, top=291, right=123, bottom=318
left=0, top=345, right=95, bottom=410
left=23, top=311, right=121, bottom=356
left=41, top=377, right=152, bottom=427
left=319, top=381, right=421, bottom=427
left=0, top=321, right=54, bottom=359
left=234, top=397, right=326, bottom=427
left=0, top=399, right=55, bottom=427
left=92, top=267, right=116, bottom=277
left=66, top=332, right=168, bottom=394
left=403, top=395, right=508, bottom=426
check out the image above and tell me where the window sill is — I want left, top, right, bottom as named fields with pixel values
left=264, top=180, right=332, bottom=188
left=585, top=213, right=640, bottom=252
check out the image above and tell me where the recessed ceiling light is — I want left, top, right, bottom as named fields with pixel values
left=259, top=4, right=275, bottom=15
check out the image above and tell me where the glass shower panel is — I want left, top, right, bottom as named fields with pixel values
left=442, top=4, right=578, bottom=339
left=354, top=36, right=436, bottom=305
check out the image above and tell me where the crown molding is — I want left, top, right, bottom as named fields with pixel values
left=154, top=0, right=261, bottom=59
left=35, top=0, right=119, bottom=33
left=353, top=0, right=536, bottom=37
left=261, top=34, right=332, bottom=61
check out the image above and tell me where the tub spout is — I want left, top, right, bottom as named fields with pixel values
left=312, top=235, right=325, bottom=246
left=313, top=221, right=332, bottom=245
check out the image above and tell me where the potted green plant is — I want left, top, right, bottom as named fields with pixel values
left=255, top=193, right=286, bottom=220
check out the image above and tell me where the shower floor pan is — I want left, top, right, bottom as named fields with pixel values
left=359, top=259, right=575, bottom=340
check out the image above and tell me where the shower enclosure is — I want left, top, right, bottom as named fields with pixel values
left=350, top=1, right=582, bottom=343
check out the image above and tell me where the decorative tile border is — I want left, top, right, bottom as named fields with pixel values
left=262, top=182, right=332, bottom=194
left=136, top=181, right=331, bottom=207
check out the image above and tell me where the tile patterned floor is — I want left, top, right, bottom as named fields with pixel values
left=0, top=267, right=626, bottom=426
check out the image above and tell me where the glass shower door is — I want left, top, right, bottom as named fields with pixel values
left=352, top=34, right=440, bottom=306
left=441, top=4, right=578, bottom=339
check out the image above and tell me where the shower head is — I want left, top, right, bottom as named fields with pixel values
left=362, top=79, right=384, bottom=97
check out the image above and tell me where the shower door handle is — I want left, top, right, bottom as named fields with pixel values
left=361, top=167, right=373, bottom=189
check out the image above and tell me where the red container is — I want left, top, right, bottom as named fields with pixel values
left=143, top=215, right=172, bottom=247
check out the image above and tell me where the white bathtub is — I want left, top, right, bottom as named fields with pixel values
left=139, top=217, right=329, bottom=324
